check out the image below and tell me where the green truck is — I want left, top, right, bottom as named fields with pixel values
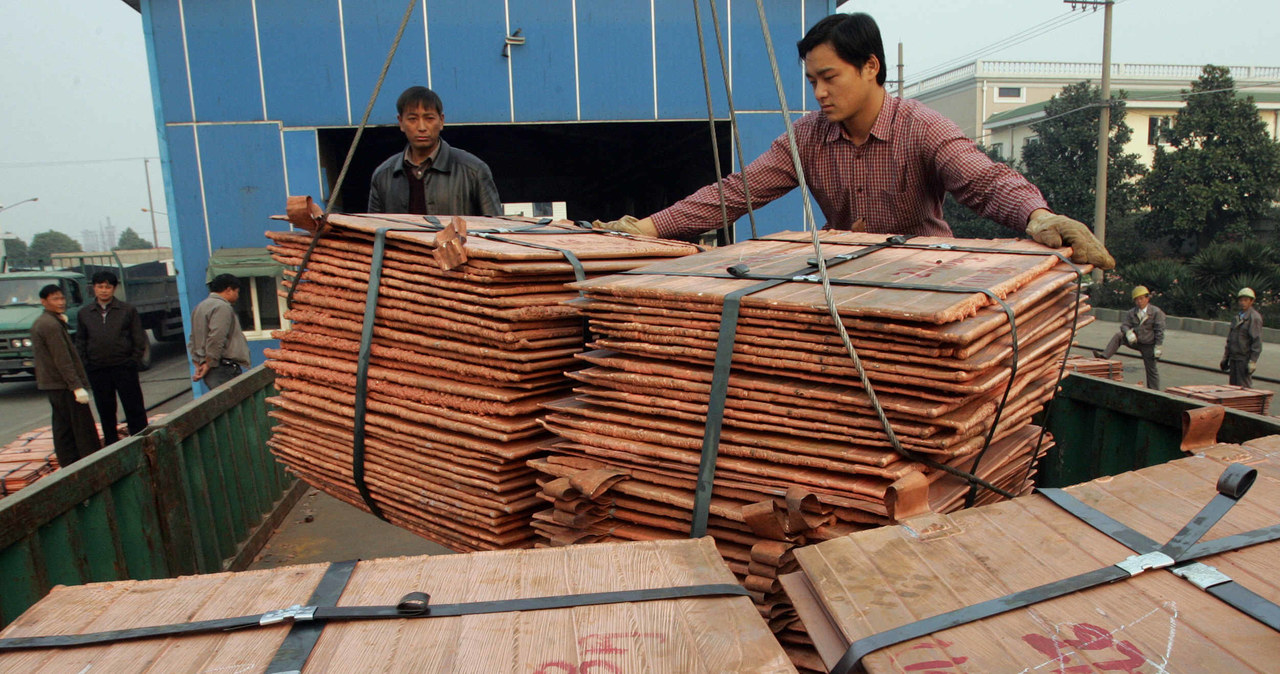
left=0, top=251, right=183, bottom=378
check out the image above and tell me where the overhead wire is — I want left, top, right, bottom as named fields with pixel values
left=690, top=0, right=734, bottom=245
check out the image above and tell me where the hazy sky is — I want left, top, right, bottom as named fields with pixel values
left=0, top=0, right=1274, bottom=251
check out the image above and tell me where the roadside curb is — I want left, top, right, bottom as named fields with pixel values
left=1091, top=307, right=1280, bottom=344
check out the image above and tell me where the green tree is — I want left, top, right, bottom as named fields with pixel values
left=28, top=230, right=82, bottom=266
left=2, top=237, right=29, bottom=267
left=115, top=227, right=152, bottom=250
left=1021, top=81, right=1146, bottom=227
left=945, top=144, right=1013, bottom=239
left=1141, top=65, right=1280, bottom=252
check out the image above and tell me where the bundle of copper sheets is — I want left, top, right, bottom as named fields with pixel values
left=782, top=439, right=1280, bottom=672
left=263, top=209, right=699, bottom=552
left=0, top=537, right=796, bottom=673
left=1063, top=355, right=1124, bottom=380
left=0, top=429, right=59, bottom=498
left=1166, top=383, right=1274, bottom=415
left=527, top=231, right=1088, bottom=668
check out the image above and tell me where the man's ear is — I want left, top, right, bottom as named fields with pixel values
left=863, top=55, right=880, bottom=80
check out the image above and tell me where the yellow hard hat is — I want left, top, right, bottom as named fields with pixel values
left=1131, top=285, right=1150, bottom=300
left=1238, top=287, right=1256, bottom=299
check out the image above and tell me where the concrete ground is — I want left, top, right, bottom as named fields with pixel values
left=249, top=315, right=1278, bottom=568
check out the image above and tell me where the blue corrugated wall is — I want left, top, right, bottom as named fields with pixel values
left=139, top=0, right=835, bottom=372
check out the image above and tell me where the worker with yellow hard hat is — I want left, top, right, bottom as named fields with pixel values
left=1222, top=287, right=1264, bottom=387
left=1094, top=285, right=1166, bottom=389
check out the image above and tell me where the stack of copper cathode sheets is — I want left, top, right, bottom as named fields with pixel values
left=262, top=205, right=699, bottom=552
left=1167, top=384, right=1274, bottom=415
left=1062, top=355, right=1124, bottom=380
left=528, top=231, right=1090, bottom=670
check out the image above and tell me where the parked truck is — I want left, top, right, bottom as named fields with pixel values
left=0, top=251, right=183, bottom=378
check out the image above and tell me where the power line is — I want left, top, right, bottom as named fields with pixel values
left=0, top=156, right=159, bottom=168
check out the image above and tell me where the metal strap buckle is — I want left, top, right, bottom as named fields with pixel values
left=1115, top=551, right=1175, bottom=576
left=1170, top=562, right=1233, bottom=590
left=259, top=604, right=318, bottom=626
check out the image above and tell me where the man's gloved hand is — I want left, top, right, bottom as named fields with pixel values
left=1220, top=358, right=1230, bottom=373
left=591, top=215, right=659, bottom=237
left=1249, top=361, right=1258, bottom=374
left=1154, top=347, right=1162, bottom=359
left=1026, top=211, right=1116, bottom=270
left=73, top=388, right=90, bottom=405
left=1125, top=329, right=1137, bottom=344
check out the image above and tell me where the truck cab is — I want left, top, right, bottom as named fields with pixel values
left=0, top=271, right=86, bottom=378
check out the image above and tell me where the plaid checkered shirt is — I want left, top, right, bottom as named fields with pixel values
left=651, top=95, right=1049, bottom=239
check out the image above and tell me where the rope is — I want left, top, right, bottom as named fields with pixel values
left=286, top=0, right=420, bottom=311
left=702, top=0, right=759, bottom=239
left=690, top=0, right=733, bottom=244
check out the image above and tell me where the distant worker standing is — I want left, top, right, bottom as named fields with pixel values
left=188, top=274, right=251, bottom=391
left=31, top=284, right=102, bottom=466
left=76, top=271, right=149, bottom=445
left=1221, top=287, right=1263, bottom=387
left=1094, top=286, right=1166, bottom=390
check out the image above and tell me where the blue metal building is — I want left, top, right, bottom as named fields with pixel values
left=125, top=0, right=835, bottom=366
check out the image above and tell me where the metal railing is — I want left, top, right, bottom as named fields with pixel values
left=0, top=365, right=300, bottom=627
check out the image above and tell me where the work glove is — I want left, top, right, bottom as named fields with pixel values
left=1220, top=358, right=1230, bottom=373
left=1249, top=361, right=1258, bottom=374
left=73, top=388, right=90, bottom=405
left=1025, top=212, right=1116, bottom=270
left=1154, top=347, right=1162, bottom=358
left=591, top=215, right=658, bottom=237
left=1125, top=329, right=1137, bottom=344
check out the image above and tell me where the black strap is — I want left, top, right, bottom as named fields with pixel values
left=830, top=464, right=1274, bottom=674
left=265, top=560, right=358, bottom=674
left=0, top=583, right=748, bottom=651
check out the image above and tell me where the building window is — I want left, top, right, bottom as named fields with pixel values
left=1024, top=136, right=1039, bottom=147
left=230, top=275, right=288, bottom=340
left=990, top=143, right=1005, bottom=160
left=995, top=86, right=1024, bottom=102
left=503, top=201, right=568, bottom=220
left=1148, top=116, right=1173, bottom=145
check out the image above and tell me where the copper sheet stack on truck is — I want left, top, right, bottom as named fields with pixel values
left=527, top=231, right=1091, bottom=668
left=263, top=210, right=698, bottom=551
left=0, top=537, right=796, bottom=673
left=781, top=438, right=1280, bottom=672
left=1062, top=355, right=1124, bottom=380
left=1166, top=383, right=1274, bottom=415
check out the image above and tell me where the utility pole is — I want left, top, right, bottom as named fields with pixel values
left=143, top=158, right=159, bottom=248
left=1068, top=0, right=1114, bottom=282
left=897, top=42, right=904, bottom=98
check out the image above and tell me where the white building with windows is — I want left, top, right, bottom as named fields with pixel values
left=899, top=61, right=1280, bottom=165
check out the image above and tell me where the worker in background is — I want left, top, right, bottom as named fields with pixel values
left=1094, top=285, right=1165, bottom=390
left=593, top=12, right=1114, bottom=270
left=31, top=284, right=101, bottom=466
left=1221, top=287, right=1263, bottom=387
left=368, top=86, right=502, bottom=216
left=188, top=274, right=251, bottom=392
left=76, top=271, right=149, bottom=445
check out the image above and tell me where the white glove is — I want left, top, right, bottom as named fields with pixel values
left=1125, top=329, right=1137, bottom=344
left=1249, top=361, right=1258, bottom=374
left=1154, top=347, right=1162, bottom=358
left=74, top=388, right=91, bottom=405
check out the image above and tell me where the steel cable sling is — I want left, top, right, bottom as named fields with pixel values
left=828, top=462, right=1280, bottom=674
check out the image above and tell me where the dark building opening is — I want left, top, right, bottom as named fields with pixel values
left=317, top=120, right=732, bottom=227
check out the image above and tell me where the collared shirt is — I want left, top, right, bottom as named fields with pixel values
left=402, top=143, right=441, bottom=181
left=651, top=95, right=1049, bottom=239
left=1137, top=307, right=1148, bottom=323
left=188, top=293, right=251, bottom=368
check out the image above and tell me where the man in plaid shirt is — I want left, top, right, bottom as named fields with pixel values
left=594, top=12, right=1113, bottom=270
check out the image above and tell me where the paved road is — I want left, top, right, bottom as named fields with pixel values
left=0, top=335, right=195, bottom=447
left=1072, top=317, right=1280, bottom=401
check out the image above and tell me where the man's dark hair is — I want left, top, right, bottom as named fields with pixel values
left=39, top=284, right=63, bottom=299
left=396, top=86, right=444, bottom=116
left=208, top=274, right=240, bottom=293
left=797, top=13, right=886, bottom=86
left=91, top=270, right=119, bottom=286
